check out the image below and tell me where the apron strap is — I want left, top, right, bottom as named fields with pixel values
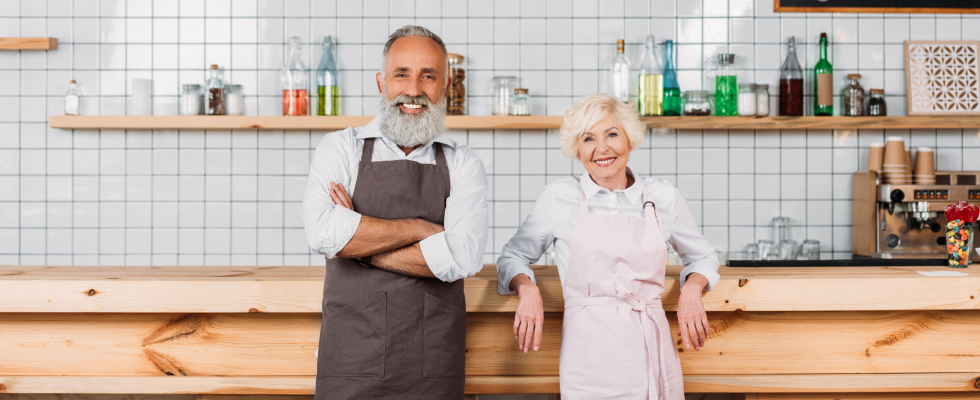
left=361, top=137, right=376, bottom=163
left=564, top=295, right=669, bottom=398
left=434, top=142, right=447, bottom=166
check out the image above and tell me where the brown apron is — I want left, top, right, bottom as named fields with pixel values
left=315, top=138, right=466, bottom=400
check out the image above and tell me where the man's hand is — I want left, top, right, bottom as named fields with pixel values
left=328, top=182, right=353, bottom=210
left=328, top=181, right=444, bottom=259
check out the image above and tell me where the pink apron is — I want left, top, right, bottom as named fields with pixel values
left=559, top=187, right=684, bottom=399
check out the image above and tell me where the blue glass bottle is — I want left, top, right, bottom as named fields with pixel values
left=662, top=40, right=681, bottom=116
left=316, top=36, right=339, bottom=116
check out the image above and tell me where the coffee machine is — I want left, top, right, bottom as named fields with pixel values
left=852, top=170, right=980, bottom=259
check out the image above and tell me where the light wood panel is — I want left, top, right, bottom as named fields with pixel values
left=3, top=310, right=980, bottom=377
left=685, top=373, right=980, bottom=393
left=755, top=394, right=980, bottom=400
left=0, top=38, right=58, bottom=50
left=0, top=377, right=313, bottom=395
left=4, top=265, right=979, bottom=313
left=47, top=115, right=980, bottom=131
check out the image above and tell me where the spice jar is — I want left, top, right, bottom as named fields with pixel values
left=181, top=84, right=203, bottom=115
left=447, top=53, right=465, bottom=115
left=738, top=83, right=757, bottom=116
left=64, top=80, right=80, bottom=115
left=682, top=90, right=711, bottom=116
left=492, top=76, right=517, bottom=116
left=841, top=73, right=865, bottom=116
left=755, top=84, right=770, bottom=116
left=511, top=88, right=530, bottom=116
left=225, top=84, right=243, bottom=116
left=867, top=88, right=886, bottom=116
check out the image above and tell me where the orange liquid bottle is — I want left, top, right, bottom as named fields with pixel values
left=283, top=89, right=308, bottom=116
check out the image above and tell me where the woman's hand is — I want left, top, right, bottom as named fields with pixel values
left=510, top=274, right=544, bottom=353
left=329, top=182, right=353, bottom=210
left=677, top=273, right=710, bottom=351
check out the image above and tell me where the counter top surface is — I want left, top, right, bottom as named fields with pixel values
left=1, top=264, right=978, bottom=313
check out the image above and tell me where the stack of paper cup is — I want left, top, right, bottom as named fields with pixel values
left=904, top=148, right=913, bottom=183
left=882, top=137, right=908, bottom=184
left=867, top=143, right=884, bottom=172
left=914, top=147, right=936, bottom=184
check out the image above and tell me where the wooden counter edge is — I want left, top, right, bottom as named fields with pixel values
left=1, top=374, right=977, bottom=394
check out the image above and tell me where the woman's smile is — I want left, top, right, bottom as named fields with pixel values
left=593, top=156, right=618, bottom=167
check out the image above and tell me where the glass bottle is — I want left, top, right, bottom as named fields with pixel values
left=867, top=89, right=887, bottom=116
left=316, top=36, right=339, bottom=116
left=511, top=88, right=530, bottom=116
left=282, top=36, right=309, bottom=116
left=492, top=76, right=517, bottom=116
left=814, top=33, right=833, bottom=116
left=841, top=73, right=865, bottom=116
left=611, top=39, right=631, bottom=103
left=637, top=35, right=663, bottom=116
left=64, top=79, right=80, bottom=115
left=206, top=64, right=225, bottom=115
left=447, top=53, right=466, bottom=115
left=779, top=37, right=804, bottom=116
left=714, top=54, right=738, bottom=116
left=662, top=39, right=681, bottom=116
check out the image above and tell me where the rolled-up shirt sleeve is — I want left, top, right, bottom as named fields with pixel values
left=303, top=130, right=362, bottom=259
left=664, top=184, right=721, bottom=291
left=420, top=145, right=490, bottom=282
left=495, top=185, right=555, bottom=295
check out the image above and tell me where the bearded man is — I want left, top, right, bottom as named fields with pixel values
left=303, top=25, right=489, bottom=399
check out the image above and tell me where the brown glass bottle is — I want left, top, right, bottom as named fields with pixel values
left=778, top=37, right=804, bottom=116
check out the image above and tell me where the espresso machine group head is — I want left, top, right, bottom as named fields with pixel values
left=852, top=170, right=980, bottom=259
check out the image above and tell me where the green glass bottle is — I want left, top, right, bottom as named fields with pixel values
left=662, top=40, right=681, bottom=116
left=714, top=54, right=738, bottom=116
left=814, top=33, right=833, bottom=116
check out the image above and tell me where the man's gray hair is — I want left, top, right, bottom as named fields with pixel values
left=383, top=25, right=447, bottom=59
left=381, top=25, right=449, bottom=82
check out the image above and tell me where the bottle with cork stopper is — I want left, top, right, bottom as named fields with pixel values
left=206, top=64, right=225, bottom=115
left=64, top=80, right=80, bottom=115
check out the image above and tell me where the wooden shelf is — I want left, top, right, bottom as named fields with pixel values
left=48, top=115, right=561, bottom=130
left=48, top=115, right=980, bottom=131
left=0, top=37, right=58, bottom=50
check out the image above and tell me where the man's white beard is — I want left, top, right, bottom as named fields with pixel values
left=379, top=89, right=447, bottom=148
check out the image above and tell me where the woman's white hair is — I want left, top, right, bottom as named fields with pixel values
left=559, top=94, right=646, bottom=159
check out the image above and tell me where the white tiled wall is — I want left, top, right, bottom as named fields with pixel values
left=2, top=0, right=980, bottom=265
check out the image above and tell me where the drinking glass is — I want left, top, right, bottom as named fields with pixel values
left=797, top=240, right=820, bottom=260
left=757, top=240, right=775, bottom=260
left=777, top=240, right=800, bottom=260
left=771, top=217, right=791, bottom=242
left=744, top=243, right=759, bottom=260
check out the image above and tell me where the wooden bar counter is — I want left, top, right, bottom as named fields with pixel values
left=1, top=264, right=979, bottom=399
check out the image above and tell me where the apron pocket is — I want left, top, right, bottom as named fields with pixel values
left=317, top=292, right=387, bottom=378
left=422, top=292, right=466, bottom=378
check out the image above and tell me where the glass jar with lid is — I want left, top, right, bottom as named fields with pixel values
left=492, top=76, right=517, bottom=116
left=737, top=83, right=757, bottom=116
left=755, top=84, right=770, bottom=116
left=511, top=88, right=530, bottom=116
left=181, top=84, right=203, bottom=115
left=225, top=84, right=243, bottom=116
left=682, top=90, right=712, bottom=116
left=841, top=73, right=865, bottom=116
left=867, top=88, right=886, bottom=116
left=447, top=53, right=466, bottom=115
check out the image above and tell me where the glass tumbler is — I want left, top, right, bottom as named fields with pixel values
left=776, top=240, right=800, bottom=260
left=757, top=240, right=775, bottom=260
left=946, top=220, right=975, bottom=267
left=771, top=217, right=791, bottom=242
left=797, top=239, right=820, bottom=260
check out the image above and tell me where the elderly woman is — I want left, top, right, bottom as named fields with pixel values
left=496, top=94, right=720, bottom=399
